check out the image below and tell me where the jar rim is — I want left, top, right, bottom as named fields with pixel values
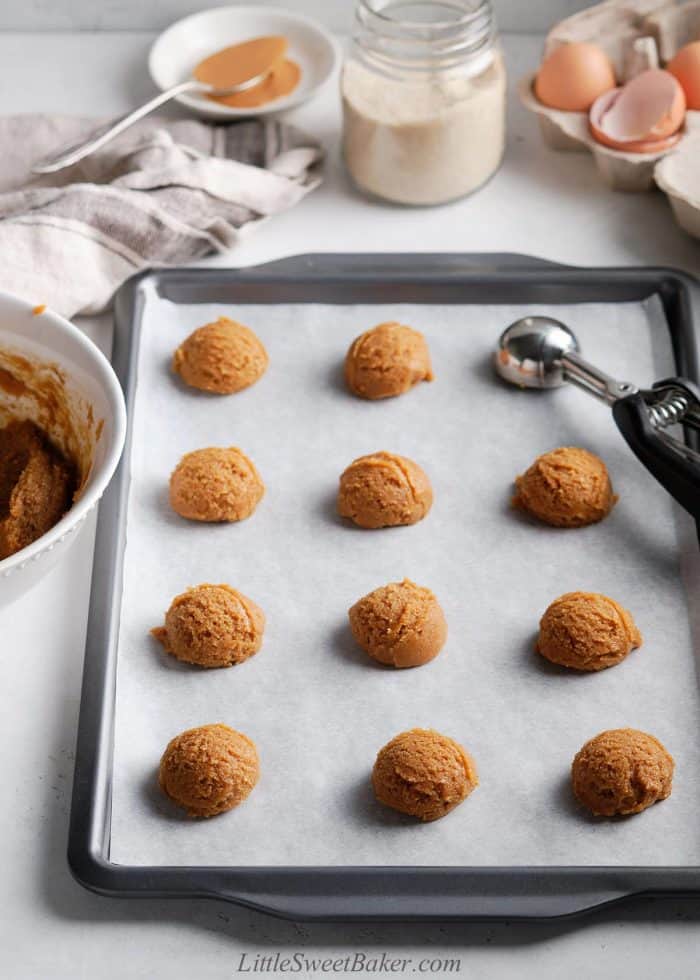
left=352, top=0, right=497, bottom=76
left=357, top=0, right=492, bottom=31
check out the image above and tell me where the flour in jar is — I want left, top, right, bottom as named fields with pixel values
left=341, top=51, right=507, bottom=205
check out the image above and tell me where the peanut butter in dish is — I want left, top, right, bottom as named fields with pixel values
left=193, top=35, right=301, bottom=109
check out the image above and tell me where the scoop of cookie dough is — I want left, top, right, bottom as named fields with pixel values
left=173, top=316, right=268, bottom=394
left=344, top=321, right=434, bottom=400
left=372, top=728, right=478, bottom=821
left=337, top=451, right=432, bottom=529
left=349, top=579, right=447, bottom=668
left=537, top=591, right=642, bottom=671
left=571, top=728, right=674, bottom=817
left=513, top=446, right=617, bottom=528
left=0, top=419, right=77, bottom=559
left=152, top=583, right=265, bottom=668
left=159, top=723, right=259, bottom=818
left=169, top=446, right=264, bottom=522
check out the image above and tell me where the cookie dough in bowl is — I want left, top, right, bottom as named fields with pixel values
left=172, top=316, right=268, bottom=394
left=337, top=451, right=432, bottom=528
left=349, top=579, right=447, bottom=668
left=0, top=293, right=125, bottom=604
left=152, top=583, right=265, bottom=668
left=513, top=446, right=617, bottom=527
left=159, top=723, right=259, bottom=818
left=537, top=591, right=642, bottom=671
left=372, top=728, right=478, bottom=821
left=0, top=419, right=77, bottom=560
left=572, top=728, right=674, bottom=817
left=169, top=446, right=264, bottom=522
left=344, top=321, right=433, bottom=400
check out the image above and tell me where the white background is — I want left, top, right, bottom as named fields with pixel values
left=2, top=6, right=700, bottom=980
left=1, top=0, right=591, bottom=32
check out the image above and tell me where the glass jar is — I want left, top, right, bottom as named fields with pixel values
left=341, top=0, right=506, bottom=206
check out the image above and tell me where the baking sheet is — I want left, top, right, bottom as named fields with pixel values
left=111, top=289, right=700, bottom=868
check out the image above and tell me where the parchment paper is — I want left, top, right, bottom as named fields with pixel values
left=111, top=289, right=700, bottom=867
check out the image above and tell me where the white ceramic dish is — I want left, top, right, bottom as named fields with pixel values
left=0, top=293, right=126, bottom=604
left=149, top=6, right=340, bottom=119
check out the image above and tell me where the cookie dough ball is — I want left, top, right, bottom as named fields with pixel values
left=344, top=321, right=434, bottom=400
left=572, top=729, right=674, bottom=817
left=152, top=583, right=265, bottom=668
left=537, top=591, right=642, bottom=671
left=173, top=316, right=268, bottom=394
left=349, top=579, right=447, bottom=668
left=513, top=446, right=617, bottom=528
left=159, top=723, right=259, bottom=818
left=372, top=728, right=478, bottom=822
left=337, top=451, right=432, bottom=529
left=169, top=446, right=264, bottom=522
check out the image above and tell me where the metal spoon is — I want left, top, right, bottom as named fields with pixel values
left=31, top=71, right=271, bottom=175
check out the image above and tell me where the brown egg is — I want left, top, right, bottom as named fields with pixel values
left=535, top=42, right=616, bottom=112
left=668, top=41, right=700, bottom=111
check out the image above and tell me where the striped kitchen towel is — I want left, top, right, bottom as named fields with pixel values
left=0, top=114, right=323, bottom=318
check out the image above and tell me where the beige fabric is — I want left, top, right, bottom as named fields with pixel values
left=0, top=114, right=323, bottom=316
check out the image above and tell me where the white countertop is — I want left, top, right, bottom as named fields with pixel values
left=2, top=29, right=700, bottom=980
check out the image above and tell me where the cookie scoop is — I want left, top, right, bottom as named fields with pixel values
left=495, top=315, right=700, bottom=524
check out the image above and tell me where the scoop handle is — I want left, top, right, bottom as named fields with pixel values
left=613, top=386, right=700, bottom=520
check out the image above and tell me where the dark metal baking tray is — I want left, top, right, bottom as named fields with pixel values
left=69, top=252, right=700, bottom=920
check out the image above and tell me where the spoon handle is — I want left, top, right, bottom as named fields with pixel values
left=31, top=79, right=209, bottom=175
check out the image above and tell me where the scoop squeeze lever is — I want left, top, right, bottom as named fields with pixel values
left=495, top=315, right=700, bottom=520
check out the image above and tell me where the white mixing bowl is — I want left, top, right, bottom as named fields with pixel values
left=0, top=293, right=126, bottom=604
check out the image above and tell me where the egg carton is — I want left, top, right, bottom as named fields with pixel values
left=518, top=72, right=700, bottom=193
left=655, top=131, right=700, bottom=235
left=519, top=0, right=700, bottom=236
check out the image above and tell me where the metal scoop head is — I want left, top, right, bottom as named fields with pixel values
left=494, top=316, right=580, bottom=389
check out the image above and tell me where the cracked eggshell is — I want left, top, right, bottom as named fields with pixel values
left=655, top=131, right=700, bottom=236
left=588, top=70, right=686, bottom=147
